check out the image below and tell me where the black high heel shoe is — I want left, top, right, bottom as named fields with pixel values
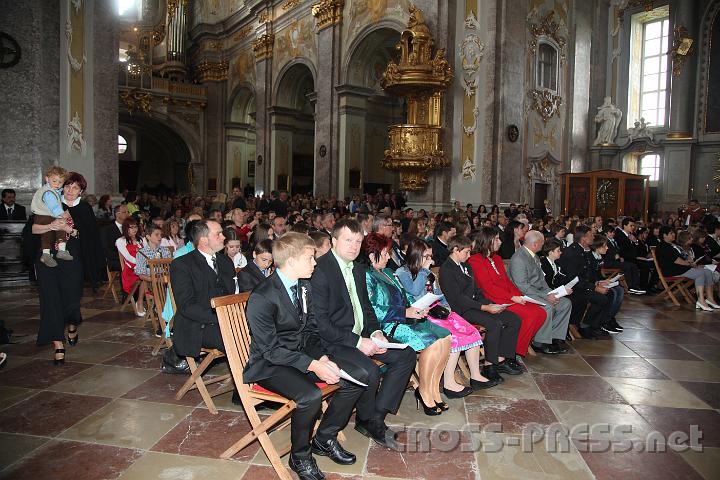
left=67, top=327, right=79, bottom=346
left=54, top=348, right=65, bottom=366
left=435, top=401, right=450, bottom=411
left=414, top=389, right=442, bottom=416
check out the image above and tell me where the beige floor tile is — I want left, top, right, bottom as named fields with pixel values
left=570, top=340, right=639, bottom=357
left=48, top=365, right=158, bottom=397
left=204, top=390, right=244, bottom=413
left=0, top=433, right=48, bottom=470
left=524, top=354, right=597, bottom=376
left=117, top=451, right=248, bottom=480
left=63, top=341, right=134, bottom=364
left=0, top=386, right=37, bottom=412
left=548, top=400, right=655, bottom=441
left=76, top=321, right=120, bottom=340
left=473, top=433, right=593, bottom=480
left=468, top=370, right=544, bottom=400
left=387, top=390, right=468, bottom=430
left=603, top=377, right=711, bottom=409
left=679, top=446, right=720, bottom=480
left=60, top=398, right=192, bottom=449
left=645, top=359, right=720, bottom=382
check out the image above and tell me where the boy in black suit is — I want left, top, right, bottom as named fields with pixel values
left=0, top=189, right=26, bottom=220
left=245, top=233, right=366, bottom=480
left=311, top=219, right=415, bottom=452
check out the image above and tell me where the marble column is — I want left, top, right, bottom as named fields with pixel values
left=253, top=33, right=274, bottom=196
left=204, top=81, right=226, bottom=192
left=666, top=0, right=698, bottom=138
left=313, top=16, right=343, bottom=197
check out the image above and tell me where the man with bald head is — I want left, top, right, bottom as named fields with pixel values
left=508, top=230, right=571, bottom=354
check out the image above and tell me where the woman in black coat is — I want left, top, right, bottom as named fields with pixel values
left=33, top=172, right=88, bottom=364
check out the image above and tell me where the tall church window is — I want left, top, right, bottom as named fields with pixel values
left=536, top=42, right=558, bottom=92
left=640, top=154, right=660, bottom=181
left=640, top=18, right=670, bottom=127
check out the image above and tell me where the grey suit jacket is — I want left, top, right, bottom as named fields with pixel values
left=508, top=247, right=551, bottom=299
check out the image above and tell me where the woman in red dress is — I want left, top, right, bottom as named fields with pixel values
left=467, top=227, right=546, bottom=356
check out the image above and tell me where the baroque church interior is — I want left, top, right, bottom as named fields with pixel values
left=1, top=0, right=720, bottom=479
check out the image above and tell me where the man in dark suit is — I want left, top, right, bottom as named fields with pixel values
left=245, top=233, right=366, bottom=480
left=440, top=236, right=522, bottom=382
left=556, top=226, right=613, bottom=339
left=602, top=225, right=644, bottom=294
left=101, top=204, right=129, bottom=272
left=0, top=189, right=27, bottom=220
left=237, top=239, right=273, bottom=292
left=311, top=219, right=415, bottom=451
left=431, top=221, right=456, bottom=267
left=371, top=214, right=404, bottom=270
left=163, top=220, right=236, bottom=371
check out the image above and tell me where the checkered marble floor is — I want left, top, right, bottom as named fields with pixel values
left=1, top=286, right=719, bottom=480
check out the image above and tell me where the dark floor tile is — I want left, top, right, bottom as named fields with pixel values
left=0, top=391, right=111, bottom=436
left=81, top=298, right=124, bottom=310
left=122, top=372, right=204, bottom=407
left=622, top=342, right=702, bottom=360
left=92, top=326, right=157, bottom=345
left=241, top=464, right=361, bottom=480
left=681, top=321, right=720, bottom=333
left=678, top=381, right=720, bottom=409
left=365, top=428, right=476, bottom=479
left=152, top=408, right=258, bottom=460
left=658, top=331, right=720, bottom=345
left=633, top=405, right=720, bottom=448
left=533, top=373, right=627, bottom=404
left=0, top=342, right=46, bottom=358
left=584, top=356, right=669, bottom=379
left=0, top=439, right=142, bottom=480
left=574, top=439, right=703, bottom=480
left=82, top=310, right=137, bottom=325
left=613, top=329, right=673, bottom=343
left=465, top=396, right=558, bottom=433
left=5, top=305, right=42, bottom=317
left=0, top=359, right=91, bottom=389
left=102, top=345, right=163, bottom=370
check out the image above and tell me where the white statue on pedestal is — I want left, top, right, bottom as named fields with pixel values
left=593, top=96, right=622, bottom=145
left=627, top=117, right=654, bottom=142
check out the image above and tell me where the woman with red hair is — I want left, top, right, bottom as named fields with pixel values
left=360, top=233, right=453, bottom=416
left=467, top=227, right=546, bottom=357
left=115, top=217, right=146, bottom=316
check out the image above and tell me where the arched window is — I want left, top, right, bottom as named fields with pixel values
left=118, top=0, right=139, bottom=16
left=536, top=42, right=558, bottom=91
left=118, top=135, right=128, bottom=155
left=640, top=154, right=660, bottom=181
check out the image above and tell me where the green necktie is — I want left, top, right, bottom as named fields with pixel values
left=344, top=263, right=364, bottom=336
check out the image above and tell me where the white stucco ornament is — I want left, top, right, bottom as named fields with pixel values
left=462, top=156, right=476, bottom=182
left=67, top=111, right=86, bottom=153
left=463, top=107, right=479, bottom=136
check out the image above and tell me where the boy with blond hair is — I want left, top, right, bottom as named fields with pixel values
left=31, top=166, right=73, bottom=267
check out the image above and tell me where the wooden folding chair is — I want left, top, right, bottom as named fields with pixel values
left=148, top=258, right=174, bottom=356
left=211, top=292, right=344, bottom=477
left=118, top=253, right=140, bottom=313
left=102, top=265, right=120, bottom=303
left=650, top=247, right=694, bottom=306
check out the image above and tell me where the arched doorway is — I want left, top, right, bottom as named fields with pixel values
left=119, top=114, right=192, bottom=194
left=340, top=27, right=404, bottom=198
left=226, top=86, right=256, bottom=193
left=272, top=63, right=315, bottom=195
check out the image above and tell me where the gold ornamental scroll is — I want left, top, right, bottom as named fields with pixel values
left=461, top=0, right=476, bottom=176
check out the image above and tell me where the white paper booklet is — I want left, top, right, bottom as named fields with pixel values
left=411, top=292, right=443, bottom=310
left=606, top=281, right=619, bottom=288
left=548, top=276, right=579, bottom=298
left=522, top=296, right=547, bottom=306
left=372, top=337, right=409, bottom=350
left=704, top=264, right=717, bottom=272
left=606, top=273, right=624, bottom=283
left=339, top=369, right=368, bottom=387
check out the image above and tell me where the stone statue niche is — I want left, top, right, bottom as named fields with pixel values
left=593, top=96, right=622, bottom=146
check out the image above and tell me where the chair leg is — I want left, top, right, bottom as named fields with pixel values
left=221, top=401, right=295, bottom=460
left=176, top=354, right=213, bottom=400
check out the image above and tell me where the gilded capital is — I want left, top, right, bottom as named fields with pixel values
left=120, top=88, right=152, bottom=115
left=311, top=0, right=344, bottom=32
left=252, top=33, right=275, bottom=61
left=195, top=60, right=229, bottom=82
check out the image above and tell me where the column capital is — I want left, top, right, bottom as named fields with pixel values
left=311, top=0, right=344, bottom=32
left=252, top=33, right=275, bottom=61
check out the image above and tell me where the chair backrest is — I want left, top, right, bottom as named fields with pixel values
left=430, top=266, right=441, bottom=291
left=650, top=246, right=670, bottom=282
left=212, top=292, right=252, bottom=389
left=148, top=258, right=173, bottom=317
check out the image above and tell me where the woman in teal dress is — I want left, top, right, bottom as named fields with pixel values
left=361, top=233, right=452, bottom=416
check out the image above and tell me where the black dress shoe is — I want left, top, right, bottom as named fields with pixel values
left=481, top=364, right=504, bottom=383
left=578, top=327, right=598, bottom=340
left=443, top=386, right=474, bottom=397
left=289, top=454, right=325, bottom=480
left=354, top=419, right=400, bottom=451
left=311, top=437, right=356, bottom=465
left=67, top=327, right=79, bottom=346
left=533, top=343, right=564, bottom=354
left=161, top=349, right=191, bottom=374
left=593, top=328, right=611, bottom=339
left=496, top=360, right=522, bottom=375
left=504, top=358, right=524, bottom=371
left=470, top=378, right=499, bottom=390
left=553, top=339, right=569, bottom=352
left=609, top=320, right=624, bottom=332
